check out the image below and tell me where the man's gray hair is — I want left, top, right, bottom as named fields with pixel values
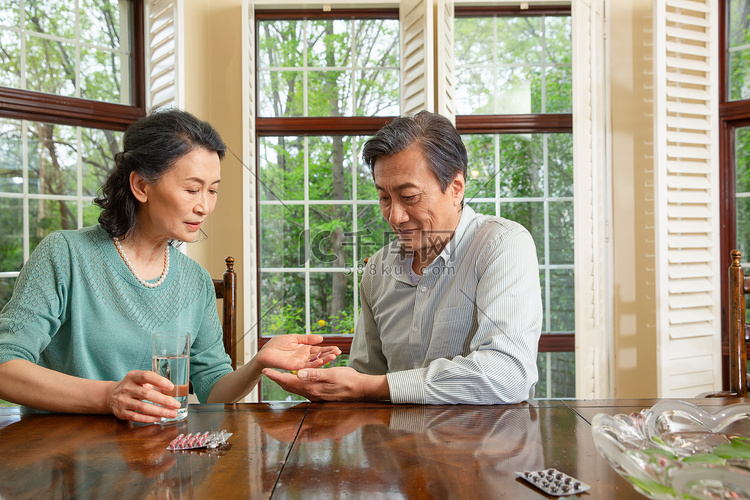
left=362, top=110, right=468, bottom=191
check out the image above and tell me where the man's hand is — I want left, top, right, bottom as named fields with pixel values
left=256, top=334, right=341, bottom=371
left=262, top=366, right=389, bottom=401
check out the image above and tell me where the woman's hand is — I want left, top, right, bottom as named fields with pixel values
left=106, top=370, right=182, bottom=423
left=206, top=335, right=342, bottom=404
left=256, top=334, right=341, bottom=372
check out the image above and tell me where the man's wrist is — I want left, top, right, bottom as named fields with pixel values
left=361, top=374, right=390, bottom=401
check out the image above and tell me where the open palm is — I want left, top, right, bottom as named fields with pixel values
left=257, top=334, right=341, bottom=371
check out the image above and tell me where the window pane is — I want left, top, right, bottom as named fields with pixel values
left=356, top=204, right=393, bottom=261
left=26, top=34, right=77, bottom=97
left=0, top=0, right=19, bottom=25
left=310, top=205, right=354, bottom=268
left=736, top=126, right=750, bottom=257
left=308, top=19, right=350, bottom=67
left=308, top=70, right=353, bottom=116
left=472, top=201, right=496, bottom=216
left=261, top=271, right=306, bottom=336
left=354, top=19, right=399, bottom=68
left=549, top=201, right=574, bottom=265
left=259, top=136, right=305, bottom=201
left=501, top=201, right=544, bottom=264
left=728, top=0, right=750, bottom=101
left=0, top=197, right=23, bottom=273
left=497, top=135, right=544, bottom=198
left=260, top=205, right=305, bottom=268
left=310, top=272, right=354, bottom=333
left=0, top=120, right=120, bottom=274
left=309, top=136, right=353, bottom=201
left=80, top=46, right=123, bottom=103
left=356, top=68, right=399, bottom=116
left=81, top=128, right=122, bottom=197
left=545, top=66, right=572, bottom=113
left=30, top=199, right=78, bottom=252
left=28, top=123, right=77, bottom=196
left=548, top=134, right=574, bottom=197
left=464, top=136, right=497, bottom=201
left=546, top=16, right=572, bottom=62
left=0, top=30, right=20, bottom=87
left=0, top=119, right=23, bottom=194
left=259, top=135, right=378, bottom=340
left=454, top=17, right=494, bottom=66
left=455, top=14, right=571, bottom=115
left=536, top=352, right=575, bottom=398
left=498, top=16, right=544, bottom=63
left=357, top=151, right=377, bottom=200
left=257, top=18, right=399, bottom=118
left=25, top=0, right=76, bottom=38
left=455, top=66, right=494, bottom=115
left=549, top=269, right=575, bottom=332
left=80, top=0, right=122, bottom=49
left=257, top=20, right=304, bottom=68
left=258, top=71, right=304, bottom=117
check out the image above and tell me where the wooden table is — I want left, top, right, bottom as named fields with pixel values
left=0, top=398, right=744, bottom=499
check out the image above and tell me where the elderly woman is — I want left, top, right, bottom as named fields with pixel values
left=0, top=109, right=339, bottom=422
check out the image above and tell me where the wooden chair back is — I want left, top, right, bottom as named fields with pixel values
left=703, top=249, right=749, bottom=398
left=213, top=256, right=237, bottom=369
left=727, top=249, right=749, bottom=397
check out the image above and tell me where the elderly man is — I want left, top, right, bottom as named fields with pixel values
left=263, top=111, right=542, bottom=404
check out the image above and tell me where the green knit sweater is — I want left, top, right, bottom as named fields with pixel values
left=0, top=225, right=233, bottom=403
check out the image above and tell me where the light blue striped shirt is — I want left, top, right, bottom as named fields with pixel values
left=349, top=205, right=542, bottom=404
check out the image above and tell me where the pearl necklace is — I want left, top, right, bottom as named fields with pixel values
left=113, top=237, right=170, bottom=288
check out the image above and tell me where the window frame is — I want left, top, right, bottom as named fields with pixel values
left=454, top=4, right=574, bottom=354
left=719, top=0, right=750, bottom=385
left=254, top=8, right=401, bottom=354
left=0, top=0, right=146, bottom=131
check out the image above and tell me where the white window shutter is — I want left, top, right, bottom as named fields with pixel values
left=435, top=0, right=455, bottom=121
left=243, top=0, right=259, bottom=397
left=401, top=0, right=434, bottom=115
left=572, top=0, right=610, bottom=399
left=145, top=0, right=183, bottom=110
left=654, top=0, right=720, bottom=397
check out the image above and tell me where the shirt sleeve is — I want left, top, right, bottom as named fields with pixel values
left=0, top=232, right=69, bottom=365
left=348, top=263, right=389, bottom=375
left=186, top=270, right=234, bottom=403
left=387, top=227, right=543, bottom=405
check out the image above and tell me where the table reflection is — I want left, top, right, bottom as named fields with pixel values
left=0, top=412, right=220, bottom=499
left=273, top=403, right=544, bottom=498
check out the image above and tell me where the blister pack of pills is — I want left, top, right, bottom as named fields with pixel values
left=167, top=430, right=232, bottom=451
left=515, top=468, right=590, bottom=496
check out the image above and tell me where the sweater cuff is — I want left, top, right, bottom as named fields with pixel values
left=386, top=368, right=427, bottom=404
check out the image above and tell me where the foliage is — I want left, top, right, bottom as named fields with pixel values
left=257, top=17, right=399, bottom=341
left=728, top=0, right=750, bottom=101
left=454, top=15, right=571, bottom=115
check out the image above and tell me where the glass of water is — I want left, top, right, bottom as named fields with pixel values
left=152, top=331, right=190, bottom=423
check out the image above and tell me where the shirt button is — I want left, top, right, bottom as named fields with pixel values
left=412, top=326, right=418, bottom=332
left=420, top=286, right=427, bottom=292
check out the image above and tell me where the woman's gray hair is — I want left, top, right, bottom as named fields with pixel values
left=361, top=110, right=468, bottom=191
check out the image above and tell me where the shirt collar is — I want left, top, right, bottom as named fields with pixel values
left=389, top=204, right=477, bottom=282
left=435, top=204, right=476, bottom=265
